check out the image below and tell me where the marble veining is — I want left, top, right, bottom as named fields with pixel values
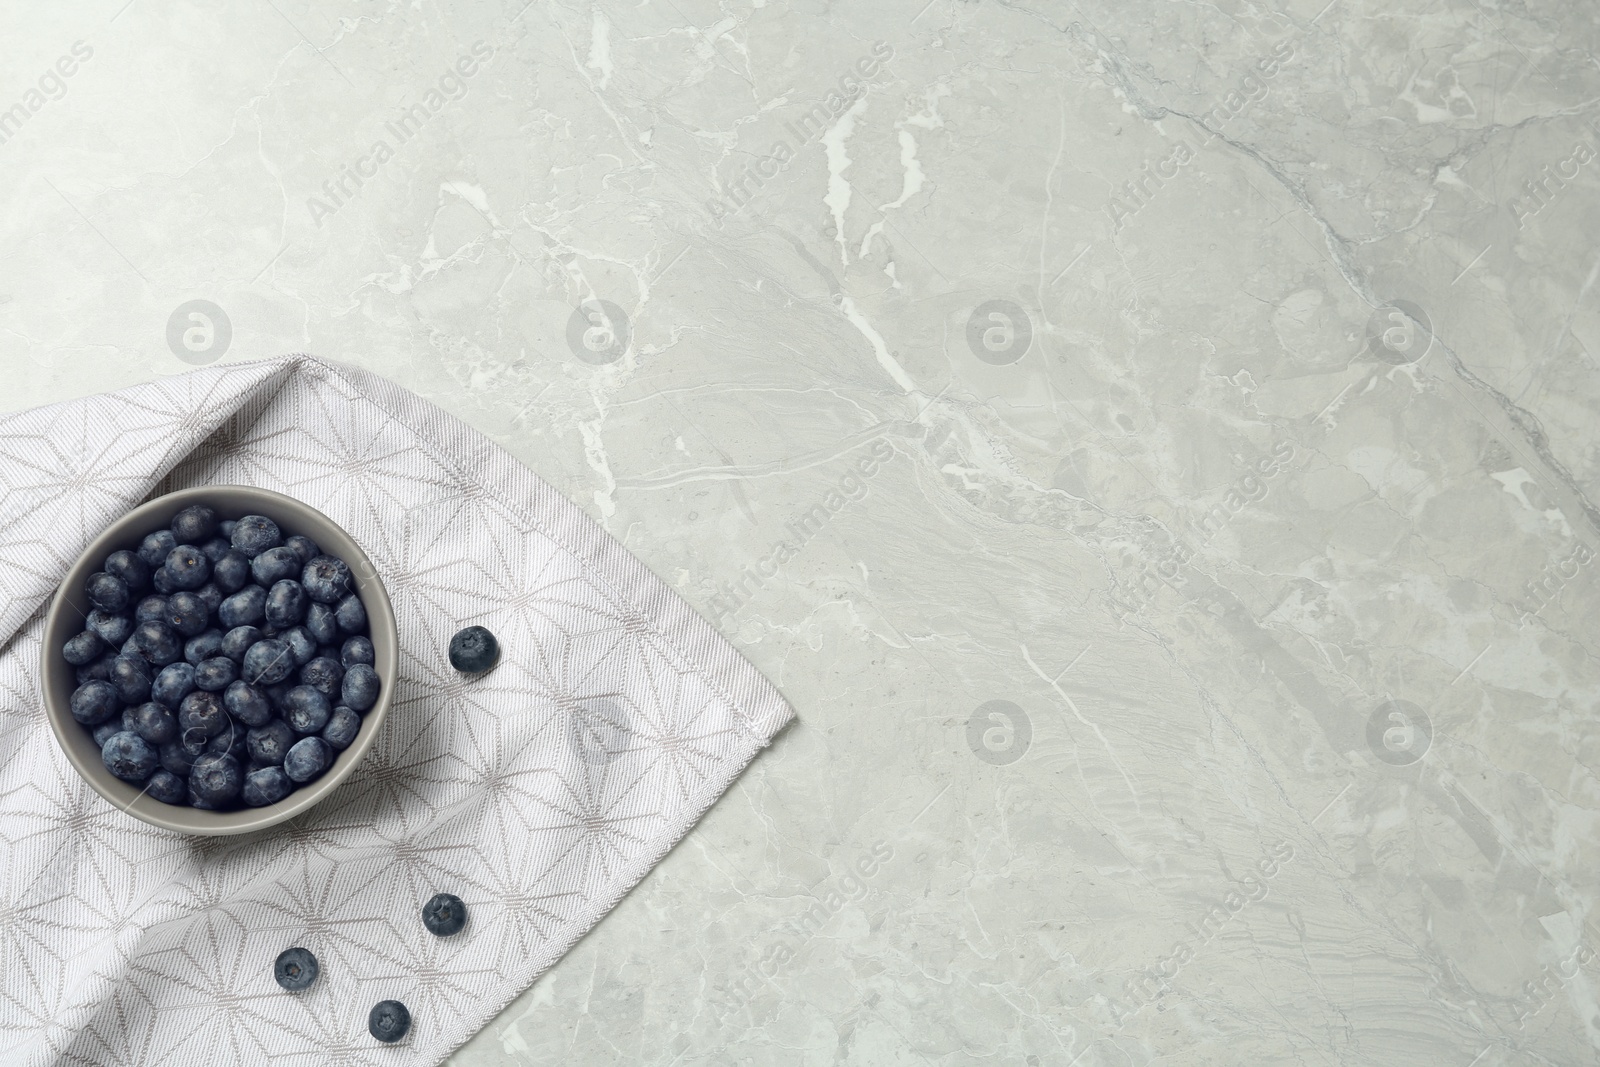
left=6, top=0, right=1600, bottom=1063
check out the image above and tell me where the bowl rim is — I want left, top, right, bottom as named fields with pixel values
left=39, top=485, right=398, bottom=836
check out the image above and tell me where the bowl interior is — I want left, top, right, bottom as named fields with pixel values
left=40, top=485, right=397, bottom=836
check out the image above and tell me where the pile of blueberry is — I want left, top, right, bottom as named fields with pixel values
left=62, top=503, right=381, bottom=810
left=273, top=892, right=470, bottom=1044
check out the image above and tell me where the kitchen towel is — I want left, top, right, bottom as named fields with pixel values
left=0, top=354, right=795, bottom=1064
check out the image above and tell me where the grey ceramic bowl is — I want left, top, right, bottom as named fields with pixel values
left=40, top=485, right=397, bottom=836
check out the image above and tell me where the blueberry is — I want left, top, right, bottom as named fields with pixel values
left=102, top=732, right=160, bottom=784
left=134, top=595, right=168, bottom=625
left=341, top=664, right=380, bottom=713
left=211, top=550, right=250, bottom=594
left=206, top=721, right=248, bottom=760
left=63, top=630, right=105, bottom=666
left=273, top=946, right=319, bottom=990
left=92, top=720, right=121, bottom=747
left=334, top=593, right=367, bottom=635
left=86, top=609, right=135, bottom=647
left=76, top=655, right=112, bottom=686
left=107, top=653, right=153, bottom=704
left=319, top=707, right=357, bottom=751
left=150, top=567, right=177, bottom=595
left=264, top=580, right=307, bottom=629
left=178, top=689, right=227, bottom=740
left=421, top=892, right=467, bottom=936
left=316, top=643, right=341, bottom=664
left=251, top=547, right=299, bottom=587
left=282, top=626, right=317, bottom=666
left=194, top=582, right=224, bottom=615
left=448, top=626, right=499, bottom=673
left=163, top=591, right=209, bottom=637
left=218, top=518, right=236, bottom=539
left=189, top=753, right=242, bottom=806
left=340, top=636, right=375, bottom=668
left=302, top=556, right=353, bottom=605
left=70, top=680, right=120, bottom=725
left=137, top=529, right=176, bottom=568
left=195, top=656, right=239, bottom=692
left=163, top=545, right=210, bottom=591
left=145, top=769, right=186, bottom=804
left=368, top=1000, right=411, bottom=1043
left=151, top=662, right=196, bottom=709
left=158, top=740, right=197, bottom=777
left=264, top=680, right=296, bottom=713
left=184, top=629, right=225, bottom=664
left=300, top=657, right=344, bottom=700
left=103, top=549, right=150, bottom=591
left=242, top=638, right=295, bottom=686
left=77, top=657, right=113, bottom=692
left=230, top=514, right=282, bottom=559
left=284, top=535, right=320, bottom=568
left=131, top=620, right=182, bottom=666
left=246, top=719, right=296, bottom=765
left=128, top=701, right=178, bottom=744
left=101, top=731, right=158, bottom=782
left=283, top=686, right=332, bottom=734
left=220, top=625, right=262, bottom=662
left=224, top=680, right=274, bottom=727
left=243, top=765, right=295, bottom=806
left=85, top=572, right=130, bottom=613
left=198, top=536, right=232, bottom=564
left=304, top=602, right=338, bottom=645
left=119, top=635, right=141, bottom=658
left=218, top=586, right=267, bottom=629
left=108, top=724, right=160, bottom=770
left=282, top=736, right=333, bottom=783
left=170, top=504, right=218, bottom=544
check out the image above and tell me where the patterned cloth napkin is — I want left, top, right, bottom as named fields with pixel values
left=0, top=355, right=794, bottom=1065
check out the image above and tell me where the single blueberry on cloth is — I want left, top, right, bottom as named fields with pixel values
left=422, top=892, right=468, bottom=936
left=447, top=625, right=499, bottom=673
left=368, top=1000, right=411, bottom=1043
left=273, top=947, right=318, bottom=992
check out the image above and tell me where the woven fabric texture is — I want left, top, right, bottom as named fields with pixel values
left=0, top=355, right=793, bottom=1065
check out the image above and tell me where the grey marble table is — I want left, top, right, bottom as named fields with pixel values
left=6, top=1, right=1600, bottom=1063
